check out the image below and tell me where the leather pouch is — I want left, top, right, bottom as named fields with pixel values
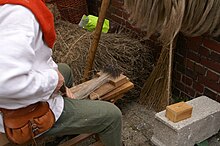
left=0, top=102, right=55, bottom=144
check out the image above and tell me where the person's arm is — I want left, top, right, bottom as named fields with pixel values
left=0, top=5, right=58, bottom=107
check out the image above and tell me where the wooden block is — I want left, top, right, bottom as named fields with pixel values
left=89, top=76, right=129, bottom=100
left=165, top=102, right=193, bottom=123
left=96, top=73, right=128, bottom=87
left=101, top=81, right=134, bottom=101
left=109, top=74, right=128, bottom=87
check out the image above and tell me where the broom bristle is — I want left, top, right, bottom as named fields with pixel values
left=101, top=64, right=121, bottom=79
left=74, top=65, right=121, bottom=99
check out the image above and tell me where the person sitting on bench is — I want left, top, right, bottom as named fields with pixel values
left=0, top=0, right=122, bottom=145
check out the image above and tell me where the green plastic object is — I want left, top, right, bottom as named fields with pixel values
left=79, top=15, right=110, bottom=33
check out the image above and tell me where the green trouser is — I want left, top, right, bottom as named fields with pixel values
left=44, top=63, right=122, bottom=146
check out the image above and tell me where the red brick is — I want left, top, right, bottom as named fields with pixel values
left=173, top=71, right=181, bottom=81
left=172, top=88, right=180, bottom=97
left=210, top=51, right=220, bottom=63
left=199, top=46, right=210, bottom=57
left=186, top=36, right=203, bottom=52
left=187, top=50, right=200, bottom=63
left=123, top=11, right=130, bottom=19
left=194, top=63, right=206, bottom=75
left=111, top=0, right=124, bottom=9
left=198, top=75, right=220, bottom=93
left=175, top=80, right=185, bottom=91
left=193, top=82, right=204, bottom=93
left=182, top=75, right=193, bottom=86
left=175, top=53, right=185, bottom=65
left=110, top=14, right=125, bottom=25
left=180, top=92, right=193, bottom=100
left=125, top=21, right=136, bottom=30
left=111, top=7, right=123, bottom=17
left=188, top=36, right=203, bottom=44
left=175, top=81, right=195, bottom=97
left=204, top=87, right=217, bottom=100
left=175, top=63, right=186, bottom=74
left=185, top=68, right=198, bottom=80
left=201, top=57, right=220, bottom=73
left=206, top=70, right=219, bottom=82
left=203, top=38, right=220, bottom=54
left=186, top=59, right=194, bottom=70
left=184, top=85, right=196, bottom=97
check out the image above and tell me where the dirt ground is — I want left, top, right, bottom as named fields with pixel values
left=48, top=98, right=220, bottom=146
left=117, top=100, right=220, bottom=146
left=118, top=100, right=156, bottom=146
left=72, top=98, right=220, bottom=146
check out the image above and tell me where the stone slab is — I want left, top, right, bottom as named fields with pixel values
left=151, top=96, right=220, bottom=146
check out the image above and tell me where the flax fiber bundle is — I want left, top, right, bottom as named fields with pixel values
left=124, top=0, right=220, bottom=111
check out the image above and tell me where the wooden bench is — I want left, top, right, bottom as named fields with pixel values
left=0, top=74, right=134, bottom=146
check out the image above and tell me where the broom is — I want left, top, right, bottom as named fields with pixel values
left=124, top=0, right=220, bottom=111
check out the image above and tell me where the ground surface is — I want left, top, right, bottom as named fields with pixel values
left=51, top=99, right=220, bottom=146
left=118, top=100, right=220, bottom=146
left=74, top=99, right=220, bottom=146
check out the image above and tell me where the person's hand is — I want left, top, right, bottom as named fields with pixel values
left=54, top=70, right=65, bottom=93
left=64, top=87, right=75, bottom=99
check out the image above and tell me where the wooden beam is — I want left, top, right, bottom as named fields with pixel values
left=83, top=0, right=111, bottom=82
left=59, top=133, right=94, bottom=146
left=101, top=82, right=134, bottom=101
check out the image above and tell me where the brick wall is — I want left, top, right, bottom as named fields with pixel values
left=87, top=0, right=220, bottom=102
left=86, top=0, right=139, bottom=33
left=173, top=35, right=220, bottom=102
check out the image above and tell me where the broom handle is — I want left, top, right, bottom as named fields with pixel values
left=82, top=0, right=110, bottom=82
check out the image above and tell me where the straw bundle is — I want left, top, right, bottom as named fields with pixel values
left=124, top=0, right=220, bottom=111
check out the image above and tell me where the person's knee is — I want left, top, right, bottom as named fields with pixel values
left=106, top=103, right=122, bottom=123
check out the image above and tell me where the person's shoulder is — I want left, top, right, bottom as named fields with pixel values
left=1, top=4, right=35, bottom=20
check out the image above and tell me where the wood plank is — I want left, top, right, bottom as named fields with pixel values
left=110, top=94, right=124, bottom=103
left=90, top=74, right=129, bottom=100
left=58, top=133, right=94, bottom=146
left=101, top=82, right=134, bottom=101
left=89, top=140, right=104, bottom=146
left=70, top=79, right=96, bottom=93
left=90, top=83, right=115, bottom=100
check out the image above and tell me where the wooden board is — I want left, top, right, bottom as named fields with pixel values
left=110, top=94, right=124, bottom=103
left=90, top=75, right=129, bottom=100
left=101, top=81, right=134, bottom=101
left=70, top=79, right=96, bottom=93
left=89, top=140, right=104, bottom=146
left=59, top=133, right=94, bottom=146
left=89, top=83, right=115, bottom=100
